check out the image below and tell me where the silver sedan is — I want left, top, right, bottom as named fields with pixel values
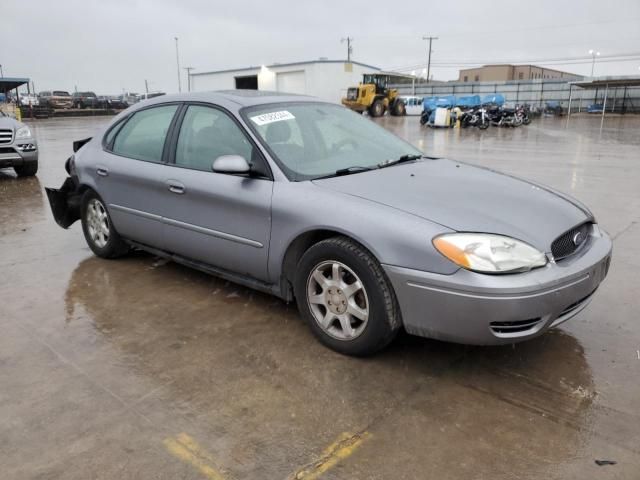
left=46, top=91, right=612, bottom=356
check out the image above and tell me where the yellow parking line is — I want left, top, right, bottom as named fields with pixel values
left=163, top=433, right=226, bottom=480
left=291, top=431, right=371, bottom=480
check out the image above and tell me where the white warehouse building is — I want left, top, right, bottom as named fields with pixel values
left=189, top=59, right=381, bottom=104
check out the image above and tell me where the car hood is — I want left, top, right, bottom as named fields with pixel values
left=0, top=117, right=18, bottom=129
left=312, top=158, right=591, bottom=251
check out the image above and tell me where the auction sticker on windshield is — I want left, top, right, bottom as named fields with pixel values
left=250, top=110, right=295, bottom=126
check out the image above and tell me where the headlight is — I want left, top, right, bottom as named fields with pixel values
left=15, top=125, right=32, bottom=139
left=433, top=233, right=547, bottom=273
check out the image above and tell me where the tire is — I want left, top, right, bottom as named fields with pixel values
left=368, top=99, right=384, bottom=118
left=391, top=100, right=406, bottom=116
left=523, top=117, right=531, bottom=125
left=81, top=190, right=129, bottom=259
left=14, top=160, right=38, bottom=177
left=294, top=236, right=401, bottom=356
left=478, top=120, right=489, bottom=130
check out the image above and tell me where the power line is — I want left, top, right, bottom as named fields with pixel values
left=387, top=51, right=640, bottom=72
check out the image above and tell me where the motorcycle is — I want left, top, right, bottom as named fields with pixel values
left=515, top=104, right=531, bottom=125
left=459, top=106, right=490, bottom=129
left=487, top=105, right=520, bottom=127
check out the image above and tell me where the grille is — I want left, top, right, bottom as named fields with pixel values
left=490, top=318, right=543, bottom=335
left=551, top=222, right=591, bottom=261
left=0, top=128, right=13, bottom=145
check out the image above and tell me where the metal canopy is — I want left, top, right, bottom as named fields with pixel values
left=0, top=77, right=30, bottom=93
left=570, top=76, right=640, bottom=89
left=567, top=76, right=640, bottom=119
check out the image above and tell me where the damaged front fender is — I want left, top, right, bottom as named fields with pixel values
left=45, top=177, right=82, bottom=228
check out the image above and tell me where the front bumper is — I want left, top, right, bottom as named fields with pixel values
left=0, top=143, right=38, bottom=168
left=45, top=176, right=82, bottom=228
left=384, top=228, right=612, bottom=345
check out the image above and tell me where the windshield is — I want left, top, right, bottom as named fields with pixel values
left=53, top=91, right=70, bottom=96
left=242, top=102, right=422, bottom=181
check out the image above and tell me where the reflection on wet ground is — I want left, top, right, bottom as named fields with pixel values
left=1, top=115, right=639, bottom=479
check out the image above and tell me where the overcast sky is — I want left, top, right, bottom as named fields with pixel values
left=2, top=0, right=639, bottom=94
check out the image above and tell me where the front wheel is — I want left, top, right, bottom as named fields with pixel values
left=369, top=100, right=385, bottom=117
left=81, top=190, right=129, bottom=259
left=14, top=160, right=38, bottom=177
left=294, top=237, right=401, bottom=356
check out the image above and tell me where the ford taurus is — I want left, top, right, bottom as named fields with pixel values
left=46, top=91, right=612, bottom=356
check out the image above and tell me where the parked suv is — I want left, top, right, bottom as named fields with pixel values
left=39, top=90, right=73, bottom=109
left=0, top=110, right=38, bottom=176
left=72, top=91, right=99, bottom=109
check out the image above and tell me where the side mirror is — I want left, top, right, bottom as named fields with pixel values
left=212, top=155, right=250, bottom=174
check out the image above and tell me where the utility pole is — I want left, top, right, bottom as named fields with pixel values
left=174, top=36, right=182, bottom=93
left=341, top=37, right=353, bottom=63
left=145, top=79, right=149, bottom=94
left=0, top=64, right=3, bottom=78
left=422, top=35, right=438, bottom=83
left=184, top=67, right=194, bottom=92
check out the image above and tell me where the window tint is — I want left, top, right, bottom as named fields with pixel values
left=112, top=105, right=178, bottom=162
left=175, top=105, right=254, bottom=171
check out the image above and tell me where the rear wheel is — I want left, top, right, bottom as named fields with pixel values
left=369, top=99, right=385, bottom=117
left=294, top=237, right=400, bottom=356
left=14, top=160, right=38, bottom=177
left=81, top=190, right=129, bottom=259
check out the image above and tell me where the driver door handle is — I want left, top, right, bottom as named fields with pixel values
left=167, top=181, right=185, bottom=195
left=96, top=167, right=109, bottom=177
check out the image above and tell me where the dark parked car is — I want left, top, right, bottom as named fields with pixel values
left=97, top=95, right=128, bottom=110
left=46, top=91, right=612, bottom=356
left=39, top=91, right=73, bottom=109
left=72, top=92, right=99, bottom=109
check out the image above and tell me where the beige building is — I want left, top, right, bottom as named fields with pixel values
left=458, top=64, right=581, bottom=82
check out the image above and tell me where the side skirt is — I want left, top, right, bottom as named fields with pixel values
left=125, top=240, right=286, bottom=300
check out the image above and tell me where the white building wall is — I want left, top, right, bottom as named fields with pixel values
left=190, top=61, right=379, bottom=104
left=191, top=68, right=259, bottom=91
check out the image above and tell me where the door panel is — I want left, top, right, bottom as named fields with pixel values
left=161, top=169, right=272, bottom=280
left=158, top=104, right=273, bottom=281
left=98, top=104, right=179, bottom=248
left=102, top=153, right=169, bottom=248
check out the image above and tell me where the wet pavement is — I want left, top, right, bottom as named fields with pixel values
left=1, top=115, right=639, bottom=479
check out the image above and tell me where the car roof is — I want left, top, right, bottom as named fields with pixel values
left=139, top=90, right=322, bottom=111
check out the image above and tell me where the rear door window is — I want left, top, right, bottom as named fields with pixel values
left=112, top=105, right=178, bottom=162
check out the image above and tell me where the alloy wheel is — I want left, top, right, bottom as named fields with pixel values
left=306, top=260, right=369, bottom=341
left=86, top=198, right=110, bottom=248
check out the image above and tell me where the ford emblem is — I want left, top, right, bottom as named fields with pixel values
left=572, top=231, right=584, bottom=246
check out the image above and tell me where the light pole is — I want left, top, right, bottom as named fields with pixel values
left=184, top=67, right=194, bottom=92
left=175, top=37, right=182, bottom=93
left=0, top=64, right=3, bottom=78
left=588, top=49, right=600, bottom=77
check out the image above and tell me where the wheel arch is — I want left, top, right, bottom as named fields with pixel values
left=279, top=228, right=382, bottom=302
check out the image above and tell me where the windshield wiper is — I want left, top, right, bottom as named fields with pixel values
left=377, top=154, right=423, bottom=169
left=314, top=166, right=375, bottom=180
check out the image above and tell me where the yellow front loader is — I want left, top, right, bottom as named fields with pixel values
left=342, top=73, right=408, bottom=117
